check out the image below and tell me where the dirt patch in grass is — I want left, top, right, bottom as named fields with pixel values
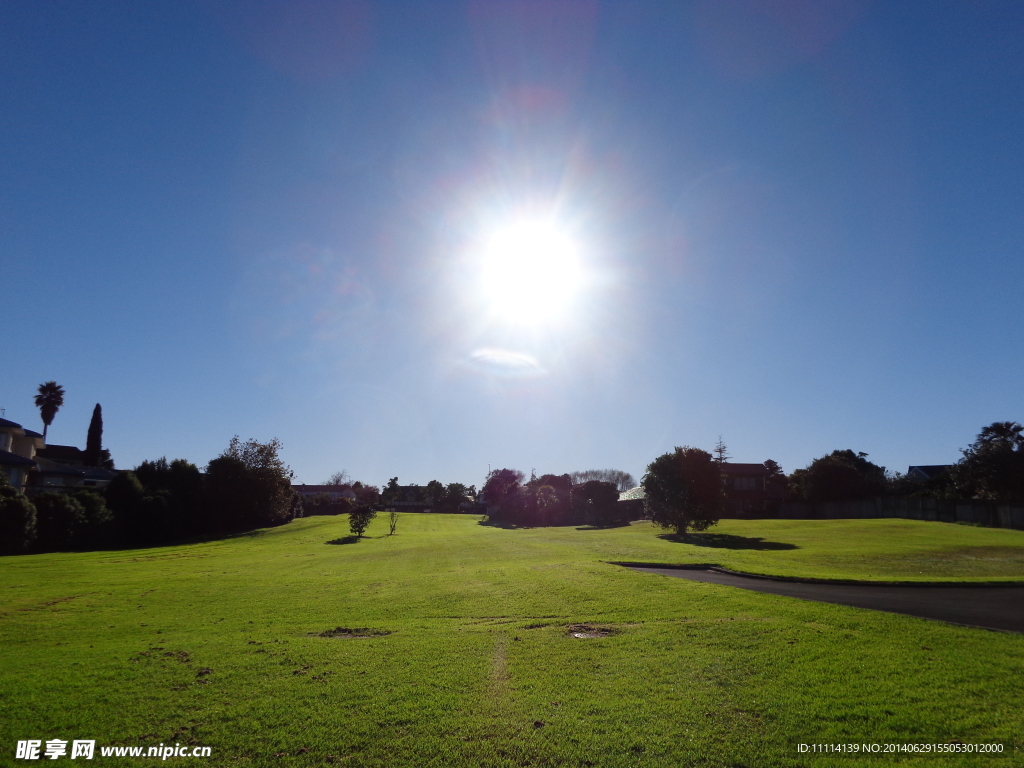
left=566, top=624, right=619, bottom=639
left=317, top=627, right=391, bottom=639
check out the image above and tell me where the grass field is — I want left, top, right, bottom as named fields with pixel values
left=2, top=515, right=1023, bottom=767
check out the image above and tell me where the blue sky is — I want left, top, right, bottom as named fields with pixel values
left=2, top=0, right=1022, bottom=487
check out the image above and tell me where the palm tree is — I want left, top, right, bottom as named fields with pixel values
left=34, top=381, right=65, bottom=442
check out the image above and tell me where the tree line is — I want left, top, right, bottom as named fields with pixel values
left=0, top=436, right=341, bottom=555
left=641, top=421, right=1024, bottom=537
left=480, top=469, right=635, bottom=527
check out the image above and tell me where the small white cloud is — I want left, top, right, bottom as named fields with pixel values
left=465, top=348, right=546, bottom=379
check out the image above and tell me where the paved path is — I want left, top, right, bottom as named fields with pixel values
left=622, top=565, right=1024, bottom=634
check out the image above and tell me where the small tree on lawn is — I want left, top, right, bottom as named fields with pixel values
left=349, top=506, right=376, bottom=538
left=642, top=447, right=724, bottom=537
left=388, top=509, right=398, bottom=535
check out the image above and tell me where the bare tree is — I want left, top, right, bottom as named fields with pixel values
left=324, top=470, right=350, bottom=486
left=388, top=509, right=398, bottom=535
left=568, top=469, right=636, bottom=492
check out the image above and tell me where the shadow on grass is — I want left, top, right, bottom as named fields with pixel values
left=476, top=519, right=532, bottom=529
left=658, top=532, right=798, bottom=551
left=576, top=522, right=633, bottom=531
left=325, top=536, right=361, bottom=545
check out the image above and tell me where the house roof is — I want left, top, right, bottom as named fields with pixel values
left=719, top=463, right=769, bottom=475
left=0, top=448, right=36, bottom=467
left=619, top=486, right=645, bottom=501
left=33, top=457, right=88, bottom=476
left=0, top=417, right=24, bottom=430
left=293, top=484, right=357, bottom=498
left=907, top=465, right=952, bottom=480
left=23, top=429, right=42, bottom=438
left=36, top=445, right=85, bottom=464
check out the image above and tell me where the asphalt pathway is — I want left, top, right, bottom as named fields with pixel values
left=622, top=565, right=1024, bottom=634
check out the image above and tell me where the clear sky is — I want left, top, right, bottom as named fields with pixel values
left=2, top=1, right=1022, bottom=488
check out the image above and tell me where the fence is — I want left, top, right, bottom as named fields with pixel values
left=774, top=496, right=1024, bottom=530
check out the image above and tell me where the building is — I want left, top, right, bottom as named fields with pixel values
left=0, top=417, right=45, bottom=491
left=292, top=484, right=358, bottom=502
left=720, top=462, right=788, bottom=515
left=0, top=416, right=115, bottom=493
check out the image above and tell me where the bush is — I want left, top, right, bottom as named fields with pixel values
left=70, top=489, right=114, bottom=549
left=104, top=471, right=147, bottom=544
left=205, top=437, right=295, bottom=532
left=33, top=492, right=86, bottom=551
left=0, top=476, right=37, bottom=555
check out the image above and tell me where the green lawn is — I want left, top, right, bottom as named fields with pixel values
left=2, top=514, right=1023, bottom=767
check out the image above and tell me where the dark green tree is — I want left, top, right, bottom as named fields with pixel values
left=425, top=480, right=445, bottom=506
left=948, top=421, right=1024, bottom=503
left=791, top=450, right=887, bottom=503
left=205, top=437, right=295, bottom=532
left=104, top=471, right=149, bottom=544
left=435, top=482, right=473, bottom=514
left=574, top=480, right=621, bottom=526
left=70, top=489, right=114, bottom=549
left=381, top=477, right=401, bottom=504
left=84, top=404, right=103, bottom=467
left=0, top=476, right=37, bottom=554
left=349, top=506, right=376, bottom=538
left=33, top=492, right=87, bottom=551
left=642, top=447, right=724, bottom=536
left=34, top=381, right=65, bottom=441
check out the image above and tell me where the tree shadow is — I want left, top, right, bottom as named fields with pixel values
left=476, top=519, right=531, bottom=529
left=325, top=536, right=361, bottom=545
left=657, top=532, right=798, bottom=550
left=576, top=522, right=632, bottom=530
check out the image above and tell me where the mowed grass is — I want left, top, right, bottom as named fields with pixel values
left=587, top=517, right=1024, bottom=582
left=1, top=515, right=1023, bottom=768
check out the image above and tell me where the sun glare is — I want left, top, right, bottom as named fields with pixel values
left=479, top=219, right=584, bottom=325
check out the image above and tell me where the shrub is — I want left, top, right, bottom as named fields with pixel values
left=33, top=492, right=86, bottom=551
left=0, top=476, right=37, bottom=554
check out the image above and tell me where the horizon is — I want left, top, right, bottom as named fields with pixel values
left=2, top=1, right=1022, bottom=488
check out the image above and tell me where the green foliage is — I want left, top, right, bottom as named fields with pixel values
left=205, top=437, right=295, bottom=532
left=84, top=403, right=104, bottom=468
left=948, top=421, right=1024, bottom=503
left=104, top=471, right=147, bottom=542
left=0, top=475, right=36, bottom=554
left=69, top=489, right=114, bottom=549
left=434, top=482, right=474, bottom=514
left=425, top=479, right=445, bottom=502
left=381, top=477, right=401, bottom=504
left=574, top=480, right=620, bottom=526
left=348, top=506, right=377, bottom=538
left=642, top=446, right=724, bottom=535
left=33, top=492, right=86, bottom=551
left=790, top=449, right=887, bottom=503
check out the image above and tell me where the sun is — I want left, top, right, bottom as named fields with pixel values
left=479, top=218, right=584, bottom=325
